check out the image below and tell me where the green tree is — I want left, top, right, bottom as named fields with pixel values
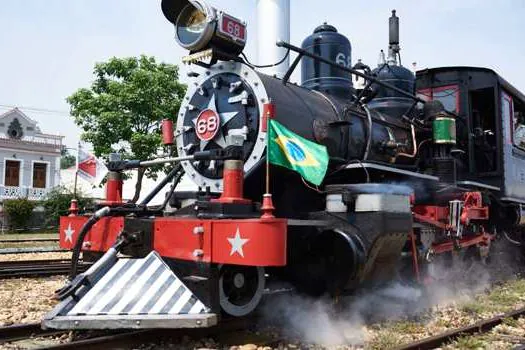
left=3, top=198, right=36, bottom=231
left=67, top=55, right=186, bottom=181
left=42, top=186, right=93, bottom=226
left=60, top=147, right=76, bottom=169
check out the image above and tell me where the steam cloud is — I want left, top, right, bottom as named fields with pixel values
left=261, top=238, right=523, bottom=347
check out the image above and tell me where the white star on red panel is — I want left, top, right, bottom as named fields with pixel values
left=227, top=227, right=249, bottom=258
left=64, top=223, right=75, bottom=243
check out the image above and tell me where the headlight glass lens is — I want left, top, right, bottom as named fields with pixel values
left=176, top=4, right=207, bottom=47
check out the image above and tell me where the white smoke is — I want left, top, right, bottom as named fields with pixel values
left=261, top=294, right=365, bottom=346
left=260, top=239, right=522, bottom=347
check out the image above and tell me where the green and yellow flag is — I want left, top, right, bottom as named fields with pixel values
left=267, top=119, right=329, bottom=186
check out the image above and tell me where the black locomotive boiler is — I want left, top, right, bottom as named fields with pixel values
left=43, top=0, right=525, bottom=330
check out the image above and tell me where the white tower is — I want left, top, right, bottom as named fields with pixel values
left=256, top=0, right=290, bottom=78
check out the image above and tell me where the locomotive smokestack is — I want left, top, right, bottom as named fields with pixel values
left=256, top=0, right=290, bottom=78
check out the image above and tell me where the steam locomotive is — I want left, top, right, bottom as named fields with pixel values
left=43, top=0, right=525, bottom=330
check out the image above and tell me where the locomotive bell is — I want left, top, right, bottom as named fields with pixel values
left=161, top=0, right=246, bottom=57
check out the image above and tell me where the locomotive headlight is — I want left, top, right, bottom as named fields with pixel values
left=161, top=0, right=247, bottom=59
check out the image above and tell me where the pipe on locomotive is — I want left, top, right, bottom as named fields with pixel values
left=67, top=145, right=245, bottom=280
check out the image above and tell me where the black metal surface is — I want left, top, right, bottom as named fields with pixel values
left=120, top=218, right=154, bottom=258
left=164, top=257, right=220, bottom=313
left=194, top=201, right=260, bottom=219
left=181, top=73, right=259, bottom=179
left=284, top=184, right=413, bottom=295
left=277, top=40, right=425, bottom=104
left=262, top=74, right=413, bottom=164
left=301, top=24, right=353, bottom=97
left=369, top=64, right=416, bottom=119
left=433, top=157, right=457, bottom=184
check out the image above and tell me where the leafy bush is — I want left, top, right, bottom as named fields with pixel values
left=3, top=198, right=36, bottom=230
left=42, top=186, right=94, bottom=226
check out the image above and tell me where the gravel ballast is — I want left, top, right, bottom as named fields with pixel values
left=0, top=277, right=63, bottom=327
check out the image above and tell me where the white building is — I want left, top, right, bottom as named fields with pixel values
left=0, top=108, right=63, bottom=201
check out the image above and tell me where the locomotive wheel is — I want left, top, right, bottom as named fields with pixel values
left=218, top=265, right=265, bottom=317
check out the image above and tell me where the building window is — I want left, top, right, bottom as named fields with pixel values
left=5, top=160, right=21, bottom=187
left=417, top=85, right=460, bottom=114
left=32, top=163, right=47, bottom=189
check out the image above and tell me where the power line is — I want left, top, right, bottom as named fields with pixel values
left=0, top=104, right=70, bottom=116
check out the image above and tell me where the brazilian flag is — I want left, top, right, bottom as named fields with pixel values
left=267, top=120, right=329, bottom=186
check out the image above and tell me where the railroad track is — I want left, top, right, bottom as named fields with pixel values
left=0, top=259, right=91, bottom=278
left=4, top=305, right=523, bottom=349
left=0, top=317, right=274, bottom=349
left=0, top=247, right=67, bottom=255
left=0, top=322, right=64, bottom=344
left=394, top=306, right=525, bottom=350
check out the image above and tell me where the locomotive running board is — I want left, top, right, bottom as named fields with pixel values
left=42, top=251, right=217, bottom=329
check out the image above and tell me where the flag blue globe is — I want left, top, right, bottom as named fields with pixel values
left=285, top=140, right=306, bottom=162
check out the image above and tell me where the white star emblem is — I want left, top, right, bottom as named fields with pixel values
left=64, top=223, right=75, bottom=243
left=192, top=93, right=238, bottom=150
left=227, top=228, right=249, bottom=258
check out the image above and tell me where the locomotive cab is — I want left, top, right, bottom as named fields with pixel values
left=417, top=66, right=525, bottom=228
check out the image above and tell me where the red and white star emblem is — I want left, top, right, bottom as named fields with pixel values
left=227, top=227, right=249, bottom=258
left=64, top=223, right=75, bottom=243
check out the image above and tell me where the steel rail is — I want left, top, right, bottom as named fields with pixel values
left=0, top=247, right=67, bottom=255
left=0, top=323, right=64, bottom=344
left=0, top=259, right=71, bottom=267
left=393, top=306, right=525, bottom=350
left=38, top=317, right=256, bottom=349
left=39, top=330, right=150, bottom=349
left=0, top=260, right=91, bottom=279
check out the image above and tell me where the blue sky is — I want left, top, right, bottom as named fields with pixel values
left=0, top=0, right=524, bottom=149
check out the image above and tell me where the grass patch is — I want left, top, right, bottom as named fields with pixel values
left=501, top=317, right=519, bottom=328
left=367, top=331, right=404, bottom=350
left=460, top=279, right=525, bottom=316
left=389, top=320, right=425, bottom=334
left=460, top=301, right=495, bottom=315
left=447, top=334, right=488, bottom=349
